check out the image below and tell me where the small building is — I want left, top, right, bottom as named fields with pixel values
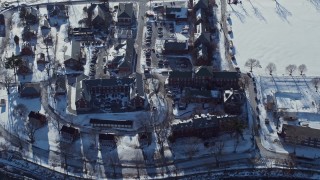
left=28, top=111, right=47, bottom=128
left=90, top=119, right=133, bottom=129
left=282, top=124, right=320, bottom=149
left=99, top=133, right=116, bottom=148
left=138, top=132, right=152, bottom=147
left=19, top=83, right=41, bottom=98
left=25, top=7, right=38, bottom=25
left=195, top=44, right=210, bottom=65
left=64, top=40, right=86, bottom=70
left=52, top=76, right=66, bottom=96
left=37, top=53, right=47, bottom=64
left=60, top=125, right=79, bottom=142
left=165, top=7, right=188, bottom=20
left=223, top=89, right=244, bottom=115
left=117, top=3, right=134, bottom=25
left=21, top=42, right=34, bottom=55
left=22, top=26, right=36, bottom=41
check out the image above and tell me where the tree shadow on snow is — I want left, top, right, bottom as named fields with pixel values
left=229, top=5, right=246, bottom=23
left=308, top=0, right=320, bottom=12
left=248, top=0, right=267, bottom=22
left=274, top=0, right=292, bottom=23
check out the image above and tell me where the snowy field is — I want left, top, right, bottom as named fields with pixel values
left=227, top=0, right=320, bottom=75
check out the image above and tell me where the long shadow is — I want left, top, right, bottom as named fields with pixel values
left=275, top=0, right=292, bottom=23
left=248, top=0, right=266, bottom=22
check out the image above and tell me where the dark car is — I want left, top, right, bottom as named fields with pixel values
left=247, top=72, right=252, bottom=78
left=254, top=87, right=257, bottom=93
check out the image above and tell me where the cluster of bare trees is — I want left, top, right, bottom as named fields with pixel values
left=245, top=58, right=308, bottom=76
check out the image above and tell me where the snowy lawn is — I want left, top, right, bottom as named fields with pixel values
left=228, top=0, right=320, bottom=75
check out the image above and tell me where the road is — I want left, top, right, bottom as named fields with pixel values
left=220, top=0, right=235, bottom=72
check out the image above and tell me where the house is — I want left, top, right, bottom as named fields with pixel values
left=193, top=0, right=209, bottom=12
left=170, top=116, right=220, bottom=141
left=22, top=26, right=36, bottom=41
left=223, top=89, right=244, bottom=114
left=117, top=3, right=134, bottom=25
left=138, top=132, right=152, bottom=147
left=99, top=133, right=116, bottom=148
left=28, top=111, right=47, bottom=128
left=282, top=124, right=320, bottom=149
left=47, top=4, right=67, bottom=18
left=19, top=83, right=41, bottom=98
left=212, top=71, right=240, bottom=89
left=87, top=3, right=110, bottom=29
left=37, top=53, right=47, bottom=64
left=64, top=40, right=86, bottom=70
left=163, top=40, right=188, bottom=54
left=165, top=7, right=188, bottom=20
left=90, top=119, right=133, bottom=129
left=75, top=77, right=135, bottom=112
left=60, top=125, right=79, bottom=143
left=25, top=7, right=38, bottom=24
left=21, top=42, right=34, bottom=55
left=51, top=76, right=66, bottom=96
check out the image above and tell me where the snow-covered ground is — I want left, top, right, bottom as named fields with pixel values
left=227, top=0, right=320, bottom=75
left=258, top=75, right=320, bottom=158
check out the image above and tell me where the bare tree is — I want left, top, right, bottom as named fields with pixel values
left=184, top=138, right=199, bottom=159
left=265, top=63, right=276, bottom=75
left=12, top=104, right=29, bottom=121
left=3, top=74, right=13, bottom=94
left=298, top=64, right=307, bottom=75
left=107, top=152, right=120, bottom=177
left=24, top=122, right=38, bottom=143
left=311, top=78, right=320, bottom=92
left=245, top=58, right=261, bottom=72
left=233, top=138, right=240, bottom=153
left=238, top=75, right=250, bottom=90
left=216, top=140, right=225, bottom=155
left=286, top=64, right=297, bottom=76
left=12, top=124, right=24, bottom=150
